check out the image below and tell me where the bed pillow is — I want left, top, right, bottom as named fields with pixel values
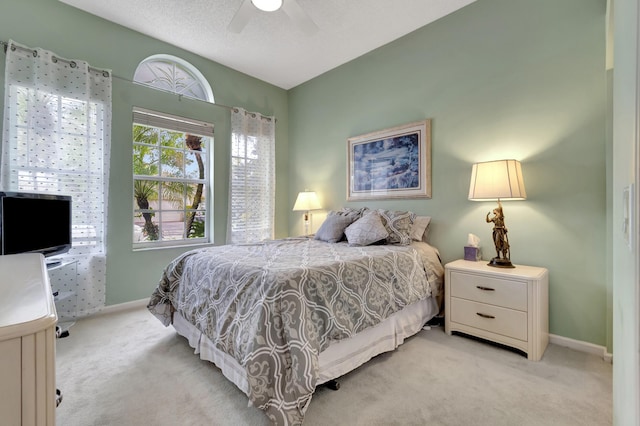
left=344, top=211, right=389, bottom=246
left=326, top=208, right=370, bottom=241
left=377, top=209, right=414, bottom=245
left=335, top=207, right=369, bottom=221
left=410, top=216, right=432, bottom=242
left=314, top=214, right=355, bottom=243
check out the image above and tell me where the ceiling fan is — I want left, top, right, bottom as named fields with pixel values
left=228, top=0, right=319, bottom=35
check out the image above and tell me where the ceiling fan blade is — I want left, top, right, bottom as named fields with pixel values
left=281, top=0, right=319, bottom=35
left=228, top=0, right=255, bottom=33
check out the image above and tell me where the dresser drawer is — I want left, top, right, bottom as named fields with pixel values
left=449, top=271, right=527, bottom=311
left=450, top=297, right=527, bottom=341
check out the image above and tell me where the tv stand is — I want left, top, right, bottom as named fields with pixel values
left=46, top=260, right=62, bottom=268
left=0, top=253, right=58, bottom=425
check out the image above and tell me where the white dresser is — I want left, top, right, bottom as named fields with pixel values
left=0, top=253, right=58, bottom=425
left=444, top=259, right=549, bottom=361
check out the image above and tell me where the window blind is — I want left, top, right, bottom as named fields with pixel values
left=133, top=107, right=214, bottom=137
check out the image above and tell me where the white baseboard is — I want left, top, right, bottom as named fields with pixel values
left=549, top=334, right=613, bottom=363
left=95, top=298, right=149, bottom=316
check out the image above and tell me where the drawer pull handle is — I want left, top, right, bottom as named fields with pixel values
left=476, top=312, right=495, bottom=319
left=476, top=286, right=495, bottom=291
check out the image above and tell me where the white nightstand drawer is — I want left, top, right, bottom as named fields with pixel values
left=450, top=271, right=527, bottom=311
left=450, top=297, right=527, bottom=341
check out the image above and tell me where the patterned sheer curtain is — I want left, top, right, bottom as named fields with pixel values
left=227, top=107, right=275, bottom=243
left=1, top=40, right=112, bottom=318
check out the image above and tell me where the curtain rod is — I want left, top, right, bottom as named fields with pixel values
left=0, top=40, right=276, bottom=122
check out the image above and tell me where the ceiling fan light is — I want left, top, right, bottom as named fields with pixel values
left=251, top=0, right=283, bottom=12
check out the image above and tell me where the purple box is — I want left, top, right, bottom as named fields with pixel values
left=464, top=246, right=480, bottom=261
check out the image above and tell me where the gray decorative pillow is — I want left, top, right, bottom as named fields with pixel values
left=314, top=214, right=355, bottom=243
left=334, top=207, right=368, bottom=221
left=377, top=209, right=413, bottom=245
left=344, top=211, right=389, bottom=246
left=410, top=216, right=432, bottom=242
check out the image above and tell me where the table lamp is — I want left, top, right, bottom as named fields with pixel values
left=468, top=159, right=527, bottom=268
left=293, top=190, right=321, bottom=235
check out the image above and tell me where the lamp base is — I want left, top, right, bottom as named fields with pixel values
left=487, top=257, right=515, bottom=268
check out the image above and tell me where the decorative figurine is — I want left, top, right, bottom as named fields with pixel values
left=485, top=201, right=514, bottom=268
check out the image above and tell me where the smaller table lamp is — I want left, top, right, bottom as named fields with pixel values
left=468, top=159, right=527, bottom=268
left=293, top=190, right=321, bottom=236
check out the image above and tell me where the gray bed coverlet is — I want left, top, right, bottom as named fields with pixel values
left=148, top=238, right=443, bottom=425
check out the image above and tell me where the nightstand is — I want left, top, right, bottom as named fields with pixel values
left=444, top=259, right=549, bottom=361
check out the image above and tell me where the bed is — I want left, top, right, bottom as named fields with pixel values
left=147, top=208, right=443, bottom=425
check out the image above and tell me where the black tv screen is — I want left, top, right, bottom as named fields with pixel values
left=0, top=192, right=72, bottom=257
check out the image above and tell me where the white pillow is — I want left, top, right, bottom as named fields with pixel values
left=410, top=216, right=432, bottom=242
left=344, top=211, right=389, bottom=246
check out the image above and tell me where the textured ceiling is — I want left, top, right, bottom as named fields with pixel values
left=59, top=0, right=476, bottom=89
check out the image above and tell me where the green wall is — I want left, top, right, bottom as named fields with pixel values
left=289, top=0, right=609, bottom=347
left=0, top=0, right=289, bottom=305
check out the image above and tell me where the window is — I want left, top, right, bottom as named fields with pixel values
left=227, top=108, right=275, bottom=244
left=133, top=55, right=214, bottom=103
left=132, top=108, right=213, bottom=248
left=3, top=74, right=109, bottom=252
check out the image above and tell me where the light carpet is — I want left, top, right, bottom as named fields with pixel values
left=55, top=306, right=612, bottom=426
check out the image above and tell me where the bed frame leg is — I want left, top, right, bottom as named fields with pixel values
left=326, top=379, right=340, bottom=390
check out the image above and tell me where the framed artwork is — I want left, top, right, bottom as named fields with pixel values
left=347, top=119, right=432, bottom=201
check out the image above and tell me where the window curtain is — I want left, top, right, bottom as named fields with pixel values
left=1, top=40, right=112, bottom=319
left=227, top=107, right=275, bottom=243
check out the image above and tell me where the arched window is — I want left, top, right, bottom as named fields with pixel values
left=133, top=54, right=214, bottom=103
left=132, top=55, right=215, bottom=249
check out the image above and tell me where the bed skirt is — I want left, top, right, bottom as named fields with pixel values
left=172, top=296, right=439, bottom=397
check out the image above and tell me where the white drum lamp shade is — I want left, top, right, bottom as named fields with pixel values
left=468, top=159, right=527, bottom=201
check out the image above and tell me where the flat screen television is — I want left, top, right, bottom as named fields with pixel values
left=0, top=191, right=72, bottom=258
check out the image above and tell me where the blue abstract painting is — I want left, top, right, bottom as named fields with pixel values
left=352, top=133, right=420, bottom=192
